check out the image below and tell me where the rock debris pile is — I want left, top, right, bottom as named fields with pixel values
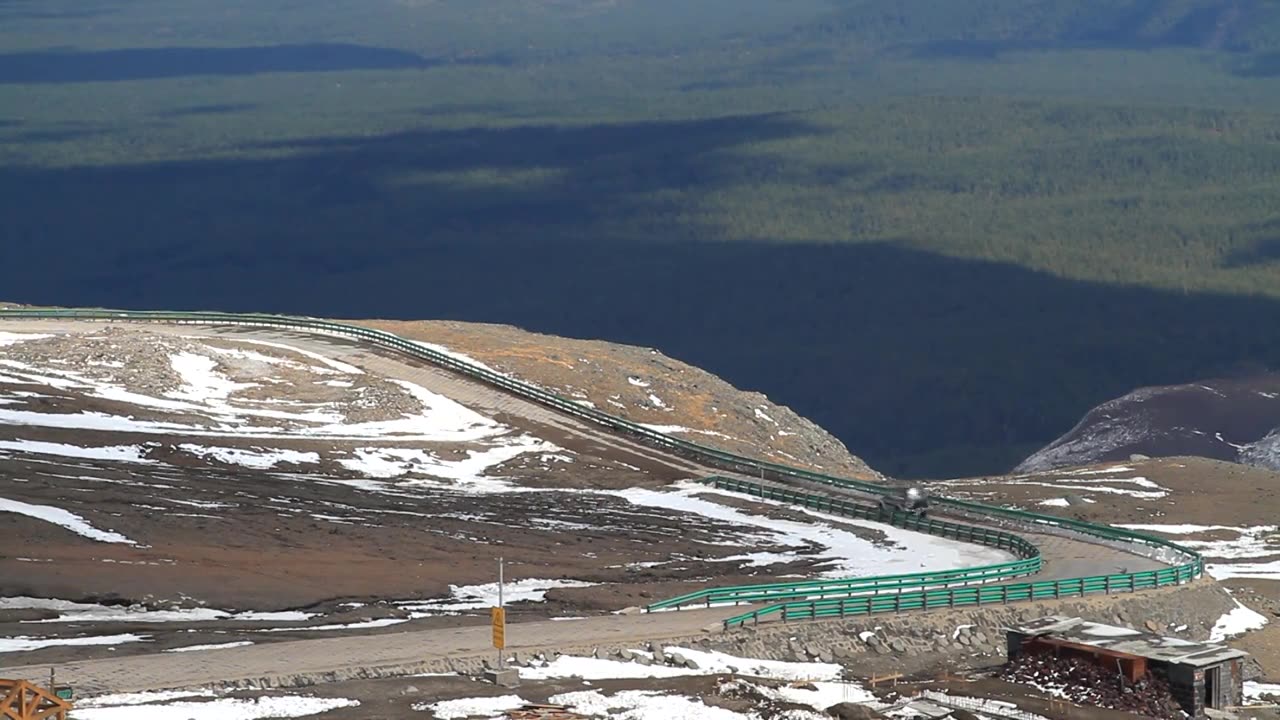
left=1000, top=651, right=1182, bottom=719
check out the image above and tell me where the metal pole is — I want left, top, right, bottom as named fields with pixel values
left=498, top=557, right=505, bottom=670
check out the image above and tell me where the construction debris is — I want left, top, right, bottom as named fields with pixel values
left=504, top=702, right=588, bottom=719
left=1001, top=650, right=1183, bottom=719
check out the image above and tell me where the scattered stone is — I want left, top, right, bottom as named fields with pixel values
left=825, top=701, right=887, bottom=719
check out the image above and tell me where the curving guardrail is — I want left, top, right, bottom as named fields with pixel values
left=0, top=308, right=1205, bottom=629
left=646, top=476, right=1041, bottom=611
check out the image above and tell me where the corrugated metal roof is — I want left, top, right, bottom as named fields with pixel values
left=1004, top=616, right=1248, bottom=667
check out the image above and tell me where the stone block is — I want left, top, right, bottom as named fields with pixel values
left=483, top=669, right=521, bottom=688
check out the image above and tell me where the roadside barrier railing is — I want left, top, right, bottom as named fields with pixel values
left=645, top=476, right=1040, bottom=611
left=0, top=308, right=1204, bottom=630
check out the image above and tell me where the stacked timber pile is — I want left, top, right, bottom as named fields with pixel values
left=1000, top=651, right=1182, bottom=719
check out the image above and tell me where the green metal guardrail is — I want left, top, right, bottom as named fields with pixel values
left=722, top=560, right=1200, bottom=628
left=646, top=477, right=1041, bottom=611
left=0, top=308, right=1204, bottom=629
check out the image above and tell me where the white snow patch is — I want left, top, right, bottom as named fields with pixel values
left=639, top=424, right=734, bottom=440
left=164, top=641, right=255, bottom=653
left=70, top=695, right=357, bottom=720
left=0, top=498, right=135, bottom=544
left=755, top=407, right=777, bottom=425
left=228, top=339, right=364, bottom=375
left=610, top=483, right=1011, bottom=578
left=550, top=689, right=759, bottom=720
left=1, top=597, right=316, bottom=624
left=1245, top=681, right=1280, bottom=701
left=1037, top=498, right=1071, bottom=507
left=627, top=377, right=650, bottom=388
left=178, top=445, right=319, bottom=470
left=0, top=440, right=154, bottom=464
left=0, top=633, right=147, bottom=654
left=942, top=472, right=1167, bottom=500
left=0, top=359, right=509, bottom=442
left=338, top=436, right=561, bottom=492
left=400, top=579, right=596, bottom=616
left=76, top=691, right=218, bottom=708
left=1211, top=600, right=1269, bottom=641
left=648, top=393, right=668, bottom=409
left=257, top=618, right=408, bottom=633
left=410, top=341, right=509, bottom=378
left=520, top=647, right=840, bottom=682
left=167, top=352, right=258, bottom=404
left=415, top=695, right=525, bottom=719
left=746, top=680, right=878, bottom=712
left=0, top=332, right=53, bottom=346
left=1206, top=559, right=1280, bottom=581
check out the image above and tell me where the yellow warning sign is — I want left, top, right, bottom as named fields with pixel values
left=491, top=607, right=506, bottom=649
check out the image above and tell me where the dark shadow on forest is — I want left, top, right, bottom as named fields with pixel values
left=3, top=113, right=1280, bottom=479
left=1231, top=52, right=1280, bottom=77
left=903, top=2, right=1248, bottom=61
left=7, top=126, right=110, bottom=143
left=0, top=44, right=508, bottom=84
left=0, top=0, right=115, bottom=21
left=155, top=103, right=259, bottom=118
left=1222, top=236, right=1280, bottom=269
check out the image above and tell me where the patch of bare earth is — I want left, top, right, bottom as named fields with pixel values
left=355, top=319, right=881, bottom=481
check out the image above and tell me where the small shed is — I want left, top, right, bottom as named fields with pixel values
left=1005, top=616, right=1247, bottom=718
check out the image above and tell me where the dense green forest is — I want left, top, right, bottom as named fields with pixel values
left=3, top=0, right=1280, bottom=476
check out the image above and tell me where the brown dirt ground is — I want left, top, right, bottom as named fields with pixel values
left=354, top=319, right=881, bottom=481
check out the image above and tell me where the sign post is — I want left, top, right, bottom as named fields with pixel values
left=492, top=557, right=506, bottom=669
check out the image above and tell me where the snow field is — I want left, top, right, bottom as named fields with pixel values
left=0, top=497, right=135, bottom=544
left=1210, top=600, right=1270, bottom=642
left=0, top=633, right=148, bottom=653
left=1246, top=681, right=1280, bottom=701
left=1116, top=523, right=1280, bottom=580
left=0, top=347, right=512, bottom=442
left=941, top=468, right=1169, bottom=501
left=414, top=695, right=525, bottom=718
left=398, top=579, right=597, bottom=616
left=164, top=640, right=255, bottom=653
left=612, top=483, right=1012, bottom=578
left=519, top=647, right=841, bottom=682
left=69, top=693, right=358, bottom=720
left=0, top=597, right=314, bottom=624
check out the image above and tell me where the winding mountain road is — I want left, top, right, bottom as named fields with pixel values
left=0, top=318, right=1175, bottom=694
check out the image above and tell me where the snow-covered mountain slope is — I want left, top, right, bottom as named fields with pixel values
left=1016, top=374, right=1280, bottom=473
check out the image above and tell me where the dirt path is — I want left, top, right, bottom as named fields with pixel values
left=1, top=607, right=740, bottom=694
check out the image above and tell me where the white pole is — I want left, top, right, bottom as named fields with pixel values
left=498, top=557, right=505, bottom=670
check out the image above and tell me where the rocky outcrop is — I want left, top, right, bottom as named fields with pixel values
left=1017, top=374, right=1280, bottom=473
left=358, top=319, right=882, bottom=481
